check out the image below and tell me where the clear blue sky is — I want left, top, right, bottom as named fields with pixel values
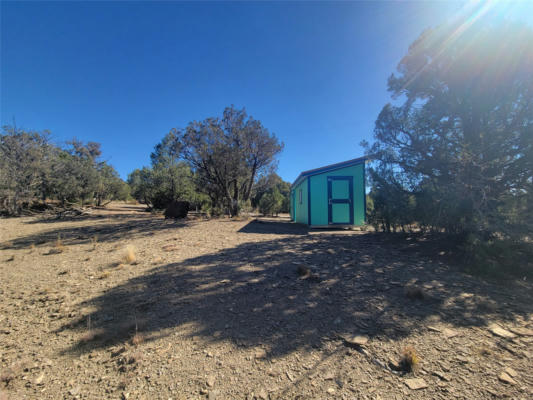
left=1, top=1, right=529, bottom=182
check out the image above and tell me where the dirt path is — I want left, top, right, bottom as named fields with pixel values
left=1, top=204, right=532, bottom=399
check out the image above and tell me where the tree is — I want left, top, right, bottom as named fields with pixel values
left=0, top=127, right=127, bottom=214
left=259, top=188, right=284, bottom=216
left=94, top=163, right=129, bottom=206
left=177, top=106, right=283, bottom=216
left=364, top=15, right=533, bottom=240
left=128, top=132, right=196, bottom=210
left=0, top=126, right=52, bottom=214
left=252, top=173, right=291, bottom=213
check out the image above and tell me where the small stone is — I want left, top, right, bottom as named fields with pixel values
left=405, top=378, right=428, bottom=390
left=427, top=326, right=441, bottom=332
left=254, top=349, right=267, bottom=359
left=256, top=388, right=268, bottom=399
left=498, top=371, right=517, bottom=385
left=323, top=371, right=335, bottom=380
left=206, top=375, right=216, bottom=387
left=69, top=386, right=80, bottom=396
left=326, top=387, right=336, bottom=394
left=509, top=327, right=533, bottom=337
left=208, top=390, right=219, bottom=400
left=432, top=371, right=451, bottom=382
left=443, top=328, right=459, bottom=339
left=344, top=335, right=368, bottom=347
left=34, top=373, right=44, bottom=385
left=489, top=324, right=516, bottom=339
left=504, top=367, right=517, bottom=378
left=286, top=371, right=295, bottom=382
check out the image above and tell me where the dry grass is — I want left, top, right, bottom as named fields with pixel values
left=47, top=234, right=65, bottom=255
left=55, top=234, right=64, bottom=252
left=399, top=346, right=420, bottom=372
left=98, top=270, right=111, bottom=279
left=131, top=332, right=145, bottom=346
left=121, top=245, right=137, bottom=264
left=79, top=329, right=104, bottom=343
left=90, top=235, right=98, bottom=251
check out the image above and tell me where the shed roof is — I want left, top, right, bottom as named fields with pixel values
left=291, top=156, right=367, bottom=188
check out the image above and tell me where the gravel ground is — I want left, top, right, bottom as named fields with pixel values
left=1, top=203, right=532, bottom=400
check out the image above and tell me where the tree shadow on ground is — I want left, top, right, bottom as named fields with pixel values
left=238, top=219, right=310, bottom=235
left=0, top=217, right=189, bottom=250
left=23, top=204, right=150, bottom=225
left=60, top=221, right=532, bottom=358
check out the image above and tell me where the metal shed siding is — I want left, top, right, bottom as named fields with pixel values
left=308, top=163, right=365, bottom=226
left=293, top=178, right=309, bottom=224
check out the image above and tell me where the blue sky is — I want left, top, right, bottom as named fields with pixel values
left=1, top=1, right=529, bottom=182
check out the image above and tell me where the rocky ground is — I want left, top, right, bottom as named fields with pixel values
left=0, top=203, right=532, bottom=400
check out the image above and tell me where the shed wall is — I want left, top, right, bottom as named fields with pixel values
left=309, top=163, right=365, bottom=226
left=293, top=178, right=308, bottom=224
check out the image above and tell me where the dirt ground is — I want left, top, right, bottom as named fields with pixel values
left=1, top=203, right=532, bottom=400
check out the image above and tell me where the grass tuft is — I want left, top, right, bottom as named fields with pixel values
left=90, top=235, right=98, bottom=251
left=131, top=332, right=144, bottom=346
left=399, top=346, right=420, bottom=372
left=121, top=245, right=137, bottom=265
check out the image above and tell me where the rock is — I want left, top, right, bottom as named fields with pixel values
left=509, top=327, right=533, bottom=337
left=427, top=326, right=442, bottom=332
left=432, top=371, right=451, bottom=382
left=164, top=200, right=189, bottom=219
left=326, top=387, right=336, bottom=394
left=206, top=375, right=216, bottom=387
left=504, top=367, right=517, bottom=378
left=489, top=323, right=516, bottom=339
left=256, top=388, right=268, bottom=399
left=254, top=348, right=267, bottom=359
left=323, top=371, right=335, bottom=380
left=297, top=265, right=310, bottom=277
left=443, top=328, right=459, bottom=339
left=404, top=378, right=428, bottom=390
left=69, top=386, right=80, bottom=396
left=208, top=390, right=219, bottom=400
left=498, top=371, right=517, bottom=385
left=34, top=373, right=44, bottom=385
left=344, top=335, right=368, bottom=347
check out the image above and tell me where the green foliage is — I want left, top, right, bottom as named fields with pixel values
left=365, top=17, right=533, bottom=243
left=252, top=173, right=291, bottom=213
left=129, top=106, right=283, bottom=216
left=128, top=163, right=195, bottom=209
left=0, top=126, right=52, bottom=214
left=258, top=188, right=284, bottom=216
left=179, top=106, right=284, bottom=216
left=0, top=126, right=128, bottom=214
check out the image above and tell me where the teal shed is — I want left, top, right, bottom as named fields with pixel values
left=290, top=157, right=366, bottom=227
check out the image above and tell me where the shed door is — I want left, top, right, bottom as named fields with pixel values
left=328, top=176, right=354, bottom=225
